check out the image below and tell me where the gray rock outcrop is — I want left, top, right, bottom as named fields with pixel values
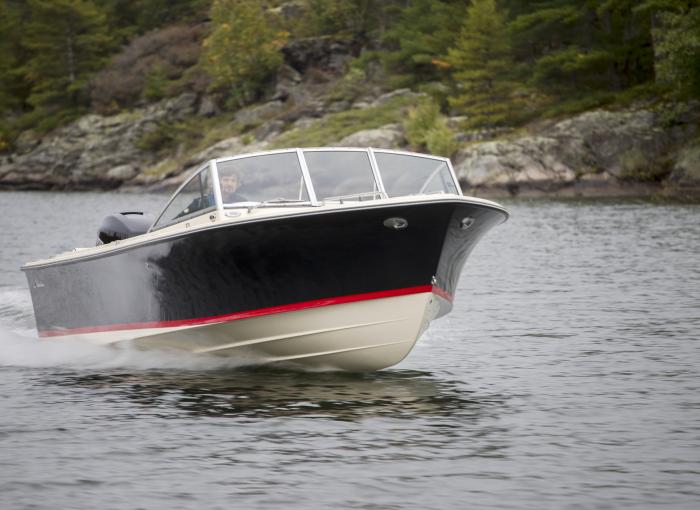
left=187, top=137, right=269, bottom=168
left=233, top=101, right=286, bottom=128
left=455, top=105, right=699, bottom=196
left=337, top=124, right=405, bottom=149
left=455, top=137, right=579, bottom=193
left=0, top=94, right=197, bottom=190
left=2, top=79, right=698, bottom=198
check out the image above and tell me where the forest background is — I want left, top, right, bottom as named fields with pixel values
left=0, top=0, right=699, bottom=194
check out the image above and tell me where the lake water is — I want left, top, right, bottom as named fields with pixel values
left=1, top=192, right=699, bottom=509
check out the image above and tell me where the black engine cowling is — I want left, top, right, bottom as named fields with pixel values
left=96, top=211, right=155, bottom=245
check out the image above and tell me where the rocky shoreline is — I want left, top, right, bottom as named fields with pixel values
left=1, top=89, right=698, bottom=199
left=455, top=106, right=700, bottom=199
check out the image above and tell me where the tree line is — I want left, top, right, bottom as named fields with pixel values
left=1, top=0, right=698, bottom=150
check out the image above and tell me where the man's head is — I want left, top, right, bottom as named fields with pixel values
left=220, top=173, right=240, bottom=197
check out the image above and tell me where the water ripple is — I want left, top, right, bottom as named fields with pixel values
left=1, top=194, right=699, bottom=509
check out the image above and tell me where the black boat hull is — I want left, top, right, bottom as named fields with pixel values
left=23, top=199, right=506, bottom=369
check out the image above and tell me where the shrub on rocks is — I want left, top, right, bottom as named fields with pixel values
left=90, top=25, right=205, bottom=114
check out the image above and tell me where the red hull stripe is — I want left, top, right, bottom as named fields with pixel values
left=39, top=285, right=453, bottom=338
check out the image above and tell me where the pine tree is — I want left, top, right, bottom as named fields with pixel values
left=103, top=0, right=210, bottom=40
left=201, top=0, right=284, bottom=108
left=507, top=0, right=583, bottom=68
left=446, top=0, right=520, bottom=127
left=21, top=0, right=114, bottom=114
left=382, top=0, right=465, bottom=86
left=594, top=0, right=655, bottom=90
left=0, top=1, right=31, bottom=115
left=509, top=0, right=657, bottom=95
left=304, top=0, right=390, bottom=42
left=653, top=4, right=700, bottom=98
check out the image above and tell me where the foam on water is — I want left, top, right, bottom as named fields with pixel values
left=0, top=326, right=256, bottom=371
left=0, top=287, right=35, bottom=329
left=0, top=286, right=254, bottom=371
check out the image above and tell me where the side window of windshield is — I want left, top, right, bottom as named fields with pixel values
left=374, top=152, right=459, bottom=197
left=303, top=150, right=378, bottom=201
left=152, top=170, right=214, bottom=229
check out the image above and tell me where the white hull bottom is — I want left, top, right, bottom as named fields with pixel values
left=47, top=292, right=445, bottom=371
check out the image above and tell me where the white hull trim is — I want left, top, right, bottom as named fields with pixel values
left=42, top=292, right=444, bottom=371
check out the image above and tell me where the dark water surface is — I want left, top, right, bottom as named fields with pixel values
left=1, top=192, right=699, bottom=509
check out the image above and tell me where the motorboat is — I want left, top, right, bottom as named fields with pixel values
left=22, top=148, right=508, bottom=371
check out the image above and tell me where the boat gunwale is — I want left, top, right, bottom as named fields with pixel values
left=21, top=195, right=508, bottom=271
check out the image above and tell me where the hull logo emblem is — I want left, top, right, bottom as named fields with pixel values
left=384, top=217, right=408, bottom=230
left=460, top=217, right=475, bottom=230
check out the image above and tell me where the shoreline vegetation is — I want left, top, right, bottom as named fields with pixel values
left=1, top=0, right=699, bottom=198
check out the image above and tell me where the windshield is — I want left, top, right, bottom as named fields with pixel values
left=374, top=151, right=459, bottom=197
left=216, top=151, right=309, bottom=205
left=151, top=149, right=460, bottom=231
left=303, top=150, right=380, bottom=201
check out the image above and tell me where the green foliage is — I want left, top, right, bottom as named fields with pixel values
left=382, top=0, right=464, bottom=86
left=202, top=0, right=285, bottom=108
left=103, top=0, right=211, bottom=40
left=446, top=0, right=523, bottom=128
left=530, top=47, right=616, bottom=92
left=142, top=63, right=170, bottom=102
left=135, top=112, right=241, bottom=156
left=326, top=66, right=368, bottom=103
left=0, top=1, right=27, bottom=114
left=617, top=147, right=671, bottom=182
left=302, top=0, right=390, bottom=42
left=654, top=6, right=700, bottom=98
left=595, top=0, right=656, bottom=88
left=3, top=0, right=700, bottom=152
left=134, top=122, right=175, bottom=153
left=657, top=101, right=694, bottom=128
left=21, top=0, right=115, bottom=112
left=510, top=0, right=656, bottom=95
left=425, top=119, right=459, bottom=158
left=404, top=98, right=457, bottom=156
left=404, top=99, right=440, bottom=148
left=540, top=91, right=615, bottom=118
left=508, top=2, right=581, bottom=59
left=137, top=111, right=245, bottom=176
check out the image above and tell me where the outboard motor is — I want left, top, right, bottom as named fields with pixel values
left=96, top=211, right=155, bottom=245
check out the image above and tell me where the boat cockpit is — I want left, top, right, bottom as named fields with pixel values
left=151, top=148, right=461, bottom=232
left=95, top=148, right=462, bottom=245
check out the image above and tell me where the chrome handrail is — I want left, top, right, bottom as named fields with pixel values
left=323, top=191, right=384, bottom=204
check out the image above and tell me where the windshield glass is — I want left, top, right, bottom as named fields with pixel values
left=152, top=167, right=215, bottom=230
left=216, top=152, right=309, bottom=205
left=374, top=152, right=458, bottom=197
left=303, top=150, right=380, bottom=201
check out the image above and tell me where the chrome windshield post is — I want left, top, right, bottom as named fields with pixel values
left=296, top=148, right=319, bottom=206
left=367, top=148, right=388, bottom=199
left=445, top=156, right=463, bottom=196
left=210, top=159, right=225, bottom=215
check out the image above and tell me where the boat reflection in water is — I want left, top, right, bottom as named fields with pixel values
left=23, top=148, right=508, bottom=371
left=47, top=368, right=505, bottom=421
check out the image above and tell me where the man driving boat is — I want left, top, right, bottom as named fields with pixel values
left=220, top=172, right=248, bottom=203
